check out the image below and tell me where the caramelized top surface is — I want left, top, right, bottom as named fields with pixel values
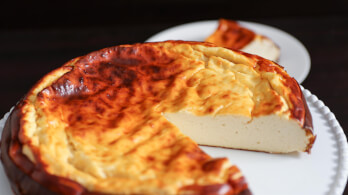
left=16, top=41, right=309, bottom=194
left=205, top=19, right=256, bottom=50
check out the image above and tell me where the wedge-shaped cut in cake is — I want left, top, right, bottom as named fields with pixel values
left=205, top=19, right=280, bottom=62
left=1, top=41, right=315, bottom=195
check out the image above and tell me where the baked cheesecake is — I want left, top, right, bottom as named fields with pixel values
left=1, top=41, right=315, bottom=195
left=205, top=19, right=280, bottom=62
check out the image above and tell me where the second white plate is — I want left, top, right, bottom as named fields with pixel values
left=146, top=20, right=311, bottom=84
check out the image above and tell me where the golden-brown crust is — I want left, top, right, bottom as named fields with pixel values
left=1, top=41, right=314, bottom=194
left=2, top=41, right=252, bottom=194
left=1, top=109, right=249, bottom=195
left=1, top=104, right=98, bottom=195
left=2, top=105, right=249, bottom=194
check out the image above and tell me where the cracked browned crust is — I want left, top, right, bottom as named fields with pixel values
left=1, top=107, right=249, bottom=194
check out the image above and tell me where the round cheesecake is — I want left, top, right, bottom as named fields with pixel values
left=1, top=41, right=314, bottom=195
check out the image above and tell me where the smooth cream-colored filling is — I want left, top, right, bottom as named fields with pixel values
left=165, top=111, right=308, bottom=153
left=242, top=35, right=280, bottom=62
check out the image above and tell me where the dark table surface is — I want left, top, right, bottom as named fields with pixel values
left=0, top=0, right=347, bottom=194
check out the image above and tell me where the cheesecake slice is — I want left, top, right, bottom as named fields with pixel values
left=1, top=41, right=314, bottom=195
left=205, top=19, right=280, bottom=62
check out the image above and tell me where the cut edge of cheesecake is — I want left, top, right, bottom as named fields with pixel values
left=165, top=111, right=315, bottom=153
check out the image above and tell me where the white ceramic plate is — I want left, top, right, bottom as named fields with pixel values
left=146, top=20, right=311, bottom=84
left=0, top=88, right=347, bottom=195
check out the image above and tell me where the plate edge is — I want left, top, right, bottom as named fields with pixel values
left=301, top=86, right=348, bottom=195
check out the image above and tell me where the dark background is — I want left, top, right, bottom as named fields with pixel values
left=0, top=0, right=347, bottom=194
left=1, top=0, right=347, bottom=29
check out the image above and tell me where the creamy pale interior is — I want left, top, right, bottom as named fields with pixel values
left=165, top=112, right=308, bottom=153
left=18, top=42, right=312, bottom=194
left=241, top=35, right=280, bottom=62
